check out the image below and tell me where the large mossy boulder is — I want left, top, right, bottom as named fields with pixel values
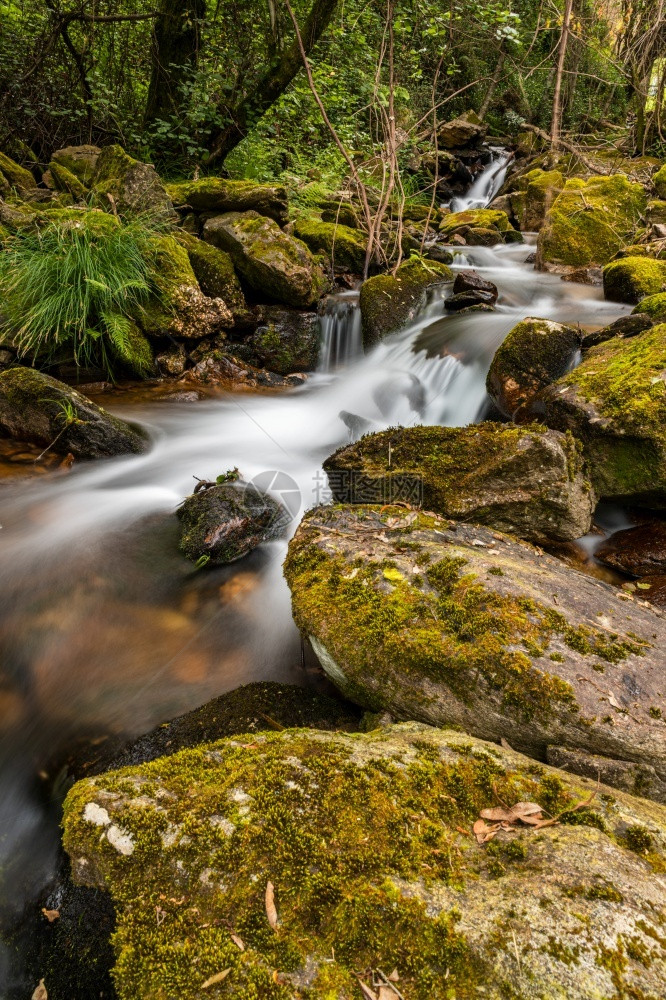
left=285, top=504, right=666, bottom=796
left=440, top=208, right=513, bottom=241
left=653, top=163, right=666, bottom=199
left=360, top=257, right=452, bottom=346
left=603, top=256, right=666, bottom=304
left=0, top=367, right=149, bottom=458
left=536, top=175, right=647, bottom=271
left=0, top=151, right=37, bottom=192
left=527, top=323, right=666, bottom=504
left=324, top=423, right=593, bottom=543
left=203, top=211, right=326, bottom=308
left=63, top=721, right=666, bottom=999
left=517, top=168, right=564, bottom=231
left=176, top=231, right=248, bottom=322
left=249, top=307, right=320, bottom=373
left=177, top=481, right=288, bottom=564
left=635, top=291, right=666, bottom=323
left=46, top=160, right=88, bottom=201
left=52, top=145, right=101, bottom=185
left=166, top=178, right=288, bottom=225
left=91, top=144, right=174, bottom=218
left=487, top=317, right=581, bottom=417
left=291, top=217, right=367, bottom=273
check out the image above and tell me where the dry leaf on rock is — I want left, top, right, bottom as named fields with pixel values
left=201, top=968, right=231, bottom=988
left=356, top=977, right=378, bottom=1000
left=265, top=880, right=279, bottom=930
left=32, top=980, right=48, bottom=1000
left=41, top=908, right=59, bottom=922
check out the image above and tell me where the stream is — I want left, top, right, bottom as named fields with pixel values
left=0, top=236, right=631, bottom=987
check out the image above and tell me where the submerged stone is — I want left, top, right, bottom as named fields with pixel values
left=323, top=423, right=594, bottom=543
left=63, top=722, right=666, bottom=1000
left=285, top=504, right=666, bottom=798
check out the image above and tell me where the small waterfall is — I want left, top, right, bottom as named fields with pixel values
left=318, top=290, right=362, bottom=371
left=449, top=147, right=511, bottom=213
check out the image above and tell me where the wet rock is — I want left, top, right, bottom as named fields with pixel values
left=0, top=367, right=150, bottom=459
left=546, top=745, right=666, bottom=802
left=445, top=290, right=496, bottom=311
left=595, top=521, right=666, bottom=576
left=422, top=242, right=454, bottom=265
left=453, top=270, right=498, bottom=301
left=603, top=255, right=666, bottom=304
left=91, top=145, right=174, bottom=219
left=285, top=504, right=666, bottom=798
left=437, top=110, right=486, bottom=148
left=177, top=480, right=288, bottom=564
left=465, top=226, right=503, bottom=246
left=51, top=145, right=101, bottom=186
left=487, top=317, right=581, bottom=418
left=248, top=307, right=320, bottom=373
left=636, top=575, right=666, bottom=609
left=526, top=323, right=666, bottom=505
left=184, top=350, right=306, bottom=389
left=560, top=265, right=603, bottom=285
left=537, top=175, right=647, bottom=272
left=155, top=343, right=187, bottom=377
left=203, top=211, right=326, bottom=308
left=292, top=217, right=367, bottom=273
left=580, top=313, right=653, bottom=349
left=324, top=423, right=594, bottom=543
left=166, top=177, right=288, bottom=225
left=360, top=257, right=452, bottom=346
left=440, top=208, right=514, bottom=242
left=63, top=721, right=666, bottom=999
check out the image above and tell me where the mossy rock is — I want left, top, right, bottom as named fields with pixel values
left=0, top=367, right=149, bottom=458
left=603, top=256, right=666, bottom=304
left=634, top=292, right=666, bottom=323
left=52, top=145, right=101, bottom=186
left=63, top=721, right=666, bottom=1000
left=248, top=307, right=320, bottom=373
left=0, top=150, right=37, bottom=192
left=202, top=211, right=326, bottom=309
left=487, top=316, right=581, bottom=417
left=176, top=231, right=248, bottom=322
left=92, top=144, right=174, bottom=219
left=464, top=226, right=503, bottom=247
left=520, top=168, right=564, bottom=231
left=536, top=174, right=647, bottom=271
left=360, top=258, right=452, bottom=347
left=324, top=423, right=593, bottom=543
left=285, top=504, right=666, bottom=795
left=292, top=217, right=367, bottom=273
left=647, top=199, right=666, bottom=226
left=653, top=163, right=666, bottom=200
left=440, top=208, right=512, bottom=237
left=527, top=323, right=666, bottom=504
left=47, top=160, right=88, bottom=201
left=166, top=178, right=288, bottom=225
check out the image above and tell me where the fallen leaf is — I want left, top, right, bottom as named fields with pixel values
left=265, top=880, right=279, bottom=930
left=378, top=988, right=396, bottom=1000
left=356, top=979, right=378, bottom=1000
left=388, top=969, right=400, bottom=982
left=230, top=933, right=245, bottom=951
left=455, top=825, right=471, bottom=837
left=41, top=908, right=59, bottom=922
left=32, top=979, right=47, bottom=1000
left=533, top=818, right=559, bottom=829
left=511, top=801, right=543, bottom=818
left=479, top=806, right=515, bottom=822
left=201, top=968, right=231, bottom=988
left=608, top=692, right=622, bottom=710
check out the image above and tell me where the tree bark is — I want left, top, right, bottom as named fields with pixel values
left=206, top=0, right=338, bottom=165
left=144, top=0, right=206, bottom=129
left=551, top=0, right=574, bottom=148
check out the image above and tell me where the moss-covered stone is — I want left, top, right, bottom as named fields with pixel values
left=166, top=178, right=288, bottom=225
left=176, top=231, right=248, bottom=322
left=487, top=316, right=581, bottom=417
left=653, top=163, right=666, bottom=200
left=292, top=217, right=367, bottom=273
left=0, top=150, right=37, bottom=191
left=47, top=160, right=88, bottom=201
left=285, top=504, right=666, bottom=789
left=440, top=208, right=512, bottom=238
left=520, top=168, right=564, bottom=231
left=603, top=256, right=666, bottom=304
left=634, top=291, right=666, bottom=323
left=360, top=258, right=453, bottom=346
left=324, top=423, right=593, bottom=543
left=527, top=323, right=666, bottom=504
left=52, top=145, right=101, bottom=186
left=92, top=144, right=174, bottom=218
left=249, top=307, right=320, bottom=373
left=0, top=367, right=150, bottom=458
left=537, top=175, right=647, bottom=271
left=177, top=481, right=288, bottom=564
left=203, top=211, right=326, bottom=308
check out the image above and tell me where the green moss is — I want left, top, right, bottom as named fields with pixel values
left=603, top=257, right=666, bottom=304
left=0, top=150, right=37, bottom=191
left=625, top=825, right=653, bottom=854
left=166, top=177, right=288, bottom=224
left=653, top=164, right=666, bottom=200
left=486, top=317, right=580, bottom=415
left=440, top=208, right=513, bottom=236
left=634, top=292, right=666, bottom=323
left=359, top=258, right=453, bottom=346
left=48, top=160, right=88, bottom=201
left=176, top=231, right=247, bottom=318
left=135, top=234, right=198, bottom=334
left=563, top=882, right=623, bottom=903
left=292, top=217, right=367, bottom=273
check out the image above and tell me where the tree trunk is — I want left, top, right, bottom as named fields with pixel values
left=144, top=0, right=206, bottom=128
left=551, top=0, right=574, bottom=148
left=206, top=0, right=338, bottom=165
left=479, top=46, right=505, bottom=120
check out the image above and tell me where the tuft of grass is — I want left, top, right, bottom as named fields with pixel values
left=0, top=213, right=165, bottom=376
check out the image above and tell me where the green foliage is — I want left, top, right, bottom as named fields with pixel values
left=0, top=213, right=164, bottom=376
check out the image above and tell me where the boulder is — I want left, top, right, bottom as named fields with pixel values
left=203, top=211, right=326, bottom=308
left=634, top=291, right=666, bottom=323
left=248, top=307, right=320, bottom=373
left=487, top=317, right=581, bottom=418
left=546, top=745, right=666, bottom=802
left=438, top=110, right=486, bottom=148
left=519, top=168, right=564, bottom=231
left=286, top=504, right=666, bottom=799
left=0, top=151, right=37, bottom=192
left=0, top=367, right=150, bottom=459
left=440, top=208, right=513, bottom=240
left=292, top=217, right=367, bottom=273
left=653, top=163, right=666, bottom=199
left=91, top=144, right=174, bottom=218
left=52, top=145, right=101, bottom=185
left=647, top=199, right=666, bottom=227
left=445, top=290, right=496, bottom=310
left=595, top=521, right=666, bottom=577
left=47, top=160, right=88, bottom=201
left=63, top=721, right=666, bottom=1000
left=324, top=423, right=594, bottom=542
left=176, top=231, right=248, bottom=323
left=452, top=269, right=498, bottom=301
left=526, top=324, right=666, bottom=504
left=360, top=257, right=452, bottom=346
left=166, top=178, right=288, bottom=225
left=537, top=175, right=647, bottom=271
left=581, top=313, right=653, bottom=349
left=177, top=480, right=288, bottom=564
left=183, top=350, right=306, bottom=390
left=464, top=226, right=503, bottom=246
left=155, top=343, right=187, bottom=377
left=603, top=256, right=666, bottom=304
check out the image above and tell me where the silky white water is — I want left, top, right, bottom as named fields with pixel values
left=449, top=147, right=512, bottom=212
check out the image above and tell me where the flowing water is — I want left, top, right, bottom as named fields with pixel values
left=448, top=147, right=512, bottom=212
left=0, top=235, right=631, bottom=987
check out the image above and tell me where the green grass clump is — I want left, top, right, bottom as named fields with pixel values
left=0, top=213, right=164, bottom=376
